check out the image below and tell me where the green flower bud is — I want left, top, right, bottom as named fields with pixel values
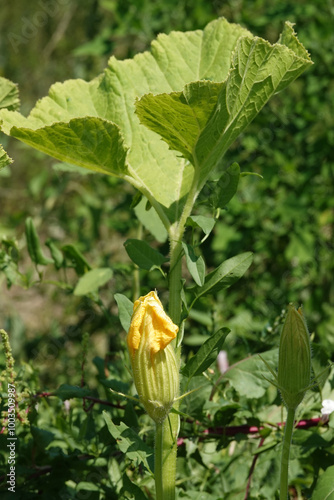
left=277, top=304, right=311, bottom=410
left=127, top=291, right=179, bottom=423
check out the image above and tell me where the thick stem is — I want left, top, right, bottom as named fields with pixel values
left=154, top=168, right=200, bottom=499
left=155, top=422, right=164, bottom=499
left=280, top=407, right=295, bottom=500
left=156, top=415, right=180, bottom=500
left=153, top=238, right=182, bottom=500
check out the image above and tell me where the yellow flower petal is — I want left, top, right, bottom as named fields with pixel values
left=127, top=291, right=178, bottom=356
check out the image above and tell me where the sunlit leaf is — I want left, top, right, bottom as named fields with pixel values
left=0, top=144, right=12, bottom=170
left=187, top=215, right=216, bottom=236
left=0, top=76, right=20, bottom=111
left=114, top=293, right=134, bottom=332
left=182, top=242, right=205, bottom=286
left=136, top=22, right=312, bottom=193
left=0, top=19, right=311, bottom=225
left=73, top=267, right=113, bottom=296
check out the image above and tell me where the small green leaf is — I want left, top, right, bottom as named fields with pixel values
left=311, top=465, right=334, bottom=500
left=62, top=244, right=91, bottom=275
left=45, top=239, right=64, bottom=269
left=187, top=215, right=216, bottom=236
left=0, top=248, right=25, bottom=288
left=114, top=293, right=134, bottom=332
left=53, top=384, right=91, bottom=400
left=0, top=143, right=12, bottom=170
left=181, top=327, right=230, bottom=379
left=103, top=411, right=154, bottom=473
left=134, top=196, right=168, bottom=243
left=0, top=78, right=19, bottom=170
left=76, top=482, right=101, bottom=492
left=121, top=473, right=149, bottom=500
left=189, top=252, right=253, bottom=302
left=74, top=268, right=113, bottom=296
left=182, top=242, right=205, bottom=287
left=124, top=239, right=167, bottom=271
left=213, top=162, right=240, bottom=208
left=102, top=378, right=130, bottom=394
left=240, top=171, right=263, bottom=179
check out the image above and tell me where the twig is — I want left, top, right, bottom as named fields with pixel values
left=244, top=437, right=266, bottom=500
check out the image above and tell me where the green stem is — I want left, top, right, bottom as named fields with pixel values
left=133, top=222, right=143, bottom=301
left=168, top=237, right=183, bottom=329
left=280, top=407, right=296, bottom=500
left=154, top=417, right=179, bottom=500
left=154, top=167, right=201, bottom=499
left=168, top=167, right=200, bottom=331
left=155, top=422, right=164, bottom=499
left=153, top=237, right=182, bottom=500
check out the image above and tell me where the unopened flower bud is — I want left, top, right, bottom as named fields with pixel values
left=127, top=291, right=179, bottom=423
left=277, top=304, right=311, bottom=410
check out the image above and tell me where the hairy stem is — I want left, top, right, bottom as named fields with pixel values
left=280, top=407, right=295, bottom=500
left=155, top=416, right=180, bottom=500
left=155, top=422, right=164, bottom=499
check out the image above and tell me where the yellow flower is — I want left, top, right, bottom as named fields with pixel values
left=127, top=291, right=179, bottom=423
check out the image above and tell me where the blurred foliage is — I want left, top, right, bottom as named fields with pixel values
left=0, top=0, right=333, bottom=498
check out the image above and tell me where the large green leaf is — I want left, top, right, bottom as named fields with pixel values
left=114, top=293, right=134, bottom=332
left=0, top=19, right=311, bottom=224
left=136, top=22, right=312, bottom=193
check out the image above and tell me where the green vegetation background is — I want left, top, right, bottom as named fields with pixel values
left=0, top=0, right=333, bottom=498
left=1, top=0, right=333, bottom=373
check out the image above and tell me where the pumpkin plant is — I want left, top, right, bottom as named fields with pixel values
left=0, top=17, right=313, bottom=499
